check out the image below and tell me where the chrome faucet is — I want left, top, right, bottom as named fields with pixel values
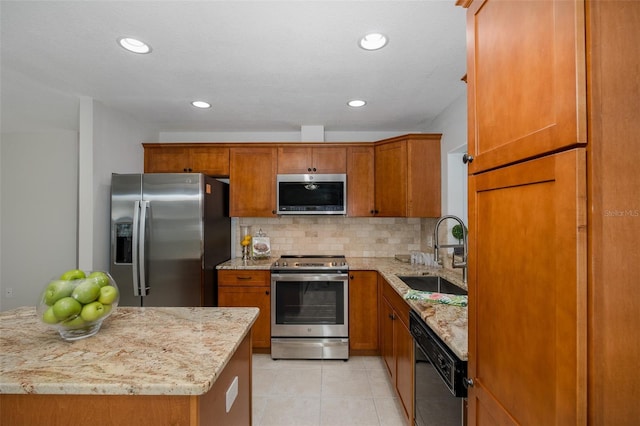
left=433, top=215, right=468, bottom=284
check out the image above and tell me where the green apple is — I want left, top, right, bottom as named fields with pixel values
left=42, top=306, right=60, bottom=324
left=101, top=303, right=113, bottom=316
left=71, top=280, right=101, bottom=304
left=88, top=271, right=110, bottom=287
left=61, top=315, right=87, bottom=329
left=43, top=279, right=75, bottom=305
left=98, top=285, right=118, bottom=305
left=52, top=297, right=82, bottom=321
left=80, top=301, right=106, bottom=322
left=60, top=269, right=86, bottom=281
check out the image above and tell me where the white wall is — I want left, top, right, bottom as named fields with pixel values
left=159, top=130, right=408, bottom=143
left=0, top=78, right=156, bottom=311
left=84, top=100, right=155, bottom=272
left=426, top=93, right=468, bottom=223
left=0, top=131, right=79, bottom=310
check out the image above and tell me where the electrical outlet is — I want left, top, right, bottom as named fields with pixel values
left=427, top=236, right=433, bottom=248
left=5, top=287, right=14, bottom=298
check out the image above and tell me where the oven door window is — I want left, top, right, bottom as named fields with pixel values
left=274, top=281, right=345, bottom=325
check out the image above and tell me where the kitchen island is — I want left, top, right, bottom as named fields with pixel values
left=0, top=306, right=259, bottom=426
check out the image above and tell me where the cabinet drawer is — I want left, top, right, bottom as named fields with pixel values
left=218, top=270, right=270, bottom=286
left=382, top=278, right=410, bottom=326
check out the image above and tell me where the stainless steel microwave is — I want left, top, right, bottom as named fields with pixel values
left=276, top=174, right=347, bottom=215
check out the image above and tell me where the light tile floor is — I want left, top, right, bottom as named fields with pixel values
left=252, top=354, right=407, bottom=426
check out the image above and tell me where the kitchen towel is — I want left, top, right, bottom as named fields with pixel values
left=404, top=289, right=468, bottom=307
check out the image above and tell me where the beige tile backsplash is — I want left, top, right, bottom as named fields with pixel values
left=236, top=217, right=428, bottom=258
left=234, top=216, right=464, bottom=279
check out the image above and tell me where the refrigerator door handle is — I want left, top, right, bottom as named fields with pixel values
left=132, top=200, right=144, bottom=297
left=139, top=200, right=149, bottom=296
left=132, top=200, right=142, bottom=296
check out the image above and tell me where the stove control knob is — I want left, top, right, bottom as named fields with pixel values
left=273, top=261, right=279, bottom=267
left=282, top=261, right=288, bottom=267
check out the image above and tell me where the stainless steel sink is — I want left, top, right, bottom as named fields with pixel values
left=397, top=275, right=467, bottom=296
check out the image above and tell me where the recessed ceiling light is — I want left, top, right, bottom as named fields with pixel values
left=348, top=100, right=367, bottom=108
left=117, top=37, right=151, bottom=54
left=191, top=101, right=211, bottom=109
left=359, top=33, right=388, bottom=51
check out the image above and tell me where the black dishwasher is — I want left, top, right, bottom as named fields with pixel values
left=410, top=310, right=467, bottom=426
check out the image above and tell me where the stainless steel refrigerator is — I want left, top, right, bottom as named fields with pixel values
left=110, top=173, right=230, bottom=307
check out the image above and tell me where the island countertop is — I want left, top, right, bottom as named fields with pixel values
left=0, top=306, right=259, bottom=396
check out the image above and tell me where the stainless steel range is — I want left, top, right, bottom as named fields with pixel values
left=271, top=255, right=349, bottom=360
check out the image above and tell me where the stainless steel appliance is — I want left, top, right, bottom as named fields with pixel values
left=110, top=173, right=231, bottom=307
left=271, top=255, right=349, bottom=359
left=410, top=309, right=468, bottom=426
left=276, top=174, right=347, bottom=215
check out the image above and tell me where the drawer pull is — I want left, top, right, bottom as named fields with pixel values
left=237, top=276, right=252, bottom=280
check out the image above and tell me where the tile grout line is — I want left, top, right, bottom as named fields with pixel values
left=252, top=355, right=399, bottom=426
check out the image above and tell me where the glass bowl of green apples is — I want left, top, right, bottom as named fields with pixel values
left=37, top=269, right=119, bottom=341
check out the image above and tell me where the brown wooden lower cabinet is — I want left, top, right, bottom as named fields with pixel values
left=218, top=270, right=271, bottom=351
left=380, top=275, right=414, bottom=425
left=0, top=333, right=252, bottom=426
left=349, top=270, right=379, bottom=354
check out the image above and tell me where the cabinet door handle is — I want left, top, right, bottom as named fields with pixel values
left=265, top=290, right=270, bottom=295
left=462, top=153, right=474, bottom=164
left=349, top=275, right=354, bottom=280
left=463, top=378, right=475, bottom=388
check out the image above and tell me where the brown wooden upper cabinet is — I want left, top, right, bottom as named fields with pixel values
left=144, top=144, right=230, bottom=175
left=143, top=135, right=441, bottom=218
left=277, top=146, right=346, bottom=174
left=229, top=147, right=277, bottom=217
left=465, top=0, right=586, bottom=174
left=374, top=134, right=441, bottom=217
left=346, top=146, right=375, bottom=217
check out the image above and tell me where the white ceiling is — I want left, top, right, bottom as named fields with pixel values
left=0, top=0, right=467, bottom=134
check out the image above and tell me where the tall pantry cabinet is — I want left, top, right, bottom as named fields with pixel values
left=458, top=0, right=639, bottom=424
left=584, top=2, right=639, bottom=424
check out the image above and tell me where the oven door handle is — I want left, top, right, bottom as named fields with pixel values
left=271, top=273, right=348, bottom=281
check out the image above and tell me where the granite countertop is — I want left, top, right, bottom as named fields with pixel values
left=217, top=257, right=275, bottom=270
left=0, top=306, right=259, bottom=396
left=217, top=256, right=468, bottom=361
